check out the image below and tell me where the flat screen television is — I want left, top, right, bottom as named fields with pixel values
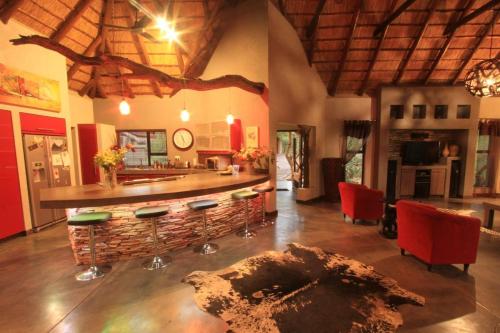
left=402, top=141, right=440, bottom=165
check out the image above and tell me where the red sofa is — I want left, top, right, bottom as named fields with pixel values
left=338, top=182, right=384, bottom=224
left=396, top=200, right=481, bottom=272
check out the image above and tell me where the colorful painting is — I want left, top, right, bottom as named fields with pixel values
left=246, top=126, right=259, bottom=148
left=0, top=63, right=61, bottom=112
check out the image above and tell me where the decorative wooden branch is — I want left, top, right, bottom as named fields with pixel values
left=10, top=35, right=266, bottom=97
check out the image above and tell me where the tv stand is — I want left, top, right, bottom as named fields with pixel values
left=394, top=157, right=460, bottom=199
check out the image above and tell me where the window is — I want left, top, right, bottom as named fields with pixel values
left=457, top=105, right=471, bottom=119
left=474, top=135, right=490, bottom=187
left=118, top=130, right=167, bottom=167
left=412, top=105, right=426, bottom=119
left=434, top=105, right=448, bottom=119
left=345, top=136, right=364, bottom=184
left=390, top=105, right=404, bottom=119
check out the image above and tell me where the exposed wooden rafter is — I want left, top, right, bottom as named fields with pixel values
left=305, top=0, right=327, bottom=65
left=451, top=10, right=500, bottom=84
left=0, top=0, right=26, bottom=24
left=124, top=1, right=163, bottom=98
left=373, top=0, right=416, bottom=37
left=393, top=0, right=437, bottom=84
left=50, top=0, right=92, bottom=43
left=67, top=35, right=102, bottom=80
left=11, top=35, right=266, bottom=96
left=327, top=0, right=362, bottom=96
left=423, top=0, right=474, bottom=84
left=359, top=0, right=398, bottom=96
left=444, top=0, right=500, bottom=35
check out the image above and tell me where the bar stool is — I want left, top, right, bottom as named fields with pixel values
left=252, top=185, right=275, bottom=226
left=68, top=211, right=112, bottom=281
left=135, top=205, right=171, bottom=270
left=232, top=190, right=259, bottom=239
left=188, top=199, right=219, bottom=255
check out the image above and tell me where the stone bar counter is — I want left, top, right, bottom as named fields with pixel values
left=40, top=172, right=270, bottom=265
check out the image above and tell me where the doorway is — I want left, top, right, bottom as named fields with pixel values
left=276, top=130, right=301, bottom=191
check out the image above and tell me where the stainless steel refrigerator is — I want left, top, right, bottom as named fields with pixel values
left=23, top=134, right=71, bottom=231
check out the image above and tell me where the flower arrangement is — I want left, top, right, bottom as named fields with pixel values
left=233, top=147, right=273, bottom=171
left=94, top=144, right=134, bottom=171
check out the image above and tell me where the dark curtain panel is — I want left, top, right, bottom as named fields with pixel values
left=298, top=125, right=312, bottom=188
left=479, top=119, right=500, bottom=136
left=342, top=120, right=372, bottom=164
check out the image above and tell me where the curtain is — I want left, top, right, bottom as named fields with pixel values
left=342, top=120, right=372, bottom=164
left=478, top=119, right=500, bottom=195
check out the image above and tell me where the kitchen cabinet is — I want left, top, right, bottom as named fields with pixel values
left=400, top=168, right=416, bottom=196
left=430, top=168, right=446, bottom=196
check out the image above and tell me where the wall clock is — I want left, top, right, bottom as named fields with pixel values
left=173, top=128, right=194, bottom=151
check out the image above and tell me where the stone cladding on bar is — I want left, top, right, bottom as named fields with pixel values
left=68, top=186, right=265, bottom=265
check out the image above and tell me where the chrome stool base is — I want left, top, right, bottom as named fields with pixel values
left=194, top=242, right=219, bottom=255
left=75, top=265, right=110, bottom=281
left=236, top=229, right=256, bottom=239
left=142, top=255, right=172, bottom=270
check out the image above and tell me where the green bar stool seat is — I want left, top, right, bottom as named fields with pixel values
left=232, top=190, right=259, bottom=239
left=135, top=205, right=171, bottom=270
left=188, top=199, right=219, bottom=255
left=68, top=212, right=112, bottom=281
left=252, top=185, right=275, bottom=226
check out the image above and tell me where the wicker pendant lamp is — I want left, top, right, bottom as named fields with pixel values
left=464, top=16, right=499, bottom=97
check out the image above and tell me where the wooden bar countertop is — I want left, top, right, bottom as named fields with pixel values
left=40, top=172, right=270, bottom=209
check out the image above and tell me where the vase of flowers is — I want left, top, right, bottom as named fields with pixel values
left=94, top=144, right=134, bottom=189
left=233, top=147, right=273, bottom=174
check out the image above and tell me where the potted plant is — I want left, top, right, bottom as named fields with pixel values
left=94, top=144, right=134, bottom=188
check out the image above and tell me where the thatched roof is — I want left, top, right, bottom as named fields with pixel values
left=0, top=0, right=238, bottom=98
left=272, top=0, right=499, bottom=96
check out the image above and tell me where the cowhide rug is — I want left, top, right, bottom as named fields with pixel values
left=183, top=243, right=424, bottom=333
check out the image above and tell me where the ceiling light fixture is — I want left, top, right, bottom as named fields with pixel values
left=119, top=99, right=131, bottom=116
left=465, top=18, right=499, bottom=97
left=155, top=17, right=178, bottom=43
left=226, top=113, right=234, bottom=125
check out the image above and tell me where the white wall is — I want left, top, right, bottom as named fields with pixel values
left=269, top=2, right=328, bottom=203
left=93, top=0, right=269, bottom=162
left=0, top=20, right=78, bottom=230
left=377, top=86, right=480, bottom=197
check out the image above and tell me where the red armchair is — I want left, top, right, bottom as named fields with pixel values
left=338, top=182, right=384, bottom=224
left=396, top=200, right=481, bottom=272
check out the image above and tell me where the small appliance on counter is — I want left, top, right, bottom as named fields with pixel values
left=206, top=157, right=220, bottom=170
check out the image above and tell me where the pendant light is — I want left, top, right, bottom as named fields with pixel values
left=111, top=0, right=131, bottom=115
left=119, top=98, right=131, bottom=116
left=226, top=87, right=234, bottom=125
left=180, top=77, right=190, bottom=122
left=465, top=18, right=499, bottom=97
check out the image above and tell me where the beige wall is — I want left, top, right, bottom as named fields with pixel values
left=479, top=97, right=500, bottom=119
left=269, top=2, right=327, bottom=204
left=93, top=0, right=269, bottom=163
left=0, top=20, right=80, bottom=230
left=377, top=86, right=480, bottom=197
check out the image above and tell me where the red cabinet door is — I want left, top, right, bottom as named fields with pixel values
left=19, top=112, right=66, bottom=136
left=0, top=110, right=25, bottom=239
left=77, top=124, right=99, bottom=184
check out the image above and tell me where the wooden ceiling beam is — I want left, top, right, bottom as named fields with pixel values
left=373, top=0, right=417, bottom=37
left=50, top=0, right=92, bottom=43
left=124, top=1, right=162, bottom=98
left=444, top=0, right=500, bottom=35
left=359, top=0, right=398, bottom=96
left=451, top=10, right=500, bottom=84
left=305, top=0, right=327, bottom=66
left=393, top=0, right=437, bottom=84
left=0, top=0, right=26, bottom=24
left=327, top=0, right=362, bottom=96
left=423, top=0, right=474, bottom=85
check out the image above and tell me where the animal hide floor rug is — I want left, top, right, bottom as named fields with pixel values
left=183, top=243, right=425, bottom=333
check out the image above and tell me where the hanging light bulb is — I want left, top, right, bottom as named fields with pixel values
left=226, top=113, right=234, bottom=125
left=119, top=99, right=130, bottom=116
left=180, top=108, right=190, bottom=122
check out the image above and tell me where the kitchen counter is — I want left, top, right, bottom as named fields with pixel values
left=40, top=172, right=271, bottom=264
left=40, top=172, right=270, bottom=208
left=117, top=168, right=208, bottom=175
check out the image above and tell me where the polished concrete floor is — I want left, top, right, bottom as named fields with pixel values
left=1, top=192, right=499, bottom=333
